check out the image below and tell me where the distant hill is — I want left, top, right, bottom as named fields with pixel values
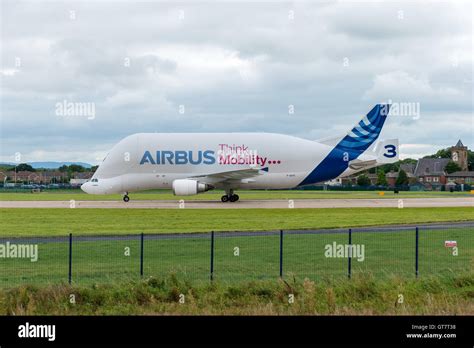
left=0, top=162, right=92, bottom=169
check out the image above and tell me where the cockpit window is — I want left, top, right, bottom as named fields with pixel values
left=91, top=178, right=98, bottom=183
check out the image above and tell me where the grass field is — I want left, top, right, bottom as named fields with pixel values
left=0, top=201, right=472, bottom=315
left=0, top=228, right=472, bottom=288
left=0, top=189, right=472, bottom=201
left=0, top=207, right=472, bottom=237
left=1, top=272, right=473, bottom=315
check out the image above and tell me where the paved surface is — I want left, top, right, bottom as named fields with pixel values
left=0, top=197, right=472, bottom=209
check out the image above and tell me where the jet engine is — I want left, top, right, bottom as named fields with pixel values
left=172, top=179, right=213, bottom=196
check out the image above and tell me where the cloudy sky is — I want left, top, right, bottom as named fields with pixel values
left=1, top=0, right=472, bottom=165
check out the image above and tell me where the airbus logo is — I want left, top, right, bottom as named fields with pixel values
left=140, top=150, right=215, bottom=165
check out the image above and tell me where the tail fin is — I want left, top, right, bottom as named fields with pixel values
left=300, top=104, right=391, bottom=186
left=315, top=104, right=390, bottom=151
left=337, top=104, right=390, bottom=155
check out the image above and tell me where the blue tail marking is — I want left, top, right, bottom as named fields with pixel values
left=299, top=104, right=390, bottom=186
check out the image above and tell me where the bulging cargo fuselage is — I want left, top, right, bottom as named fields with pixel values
left=82, top=132, right=337, bottom=193
left=81, top=104, right=398, bottom=202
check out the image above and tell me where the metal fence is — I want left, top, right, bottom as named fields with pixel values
left=0, top=222, right=472, bottom=287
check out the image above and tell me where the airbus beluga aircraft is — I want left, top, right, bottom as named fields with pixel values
left=81, top=104, right=398, bottom=202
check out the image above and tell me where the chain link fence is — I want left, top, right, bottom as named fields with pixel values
left=0, top=222, right=472, bottom=287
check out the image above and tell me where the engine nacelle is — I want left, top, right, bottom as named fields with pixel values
left=172, top=179, right=213, bottom=196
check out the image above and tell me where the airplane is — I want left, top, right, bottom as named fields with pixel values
left=81, top=104, right=398, bottom=202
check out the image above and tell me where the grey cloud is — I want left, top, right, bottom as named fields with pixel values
left=0, top=1, right=472, bottom=164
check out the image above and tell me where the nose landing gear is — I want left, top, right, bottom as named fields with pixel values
left=123, top=193, right=130, bottom=202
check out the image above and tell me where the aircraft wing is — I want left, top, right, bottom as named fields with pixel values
left=190, top=167, right=268, bottom=184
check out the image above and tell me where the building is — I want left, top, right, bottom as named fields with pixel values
left=385, top=171, right=397, bottom=187
left=3, top=171, right=42, bottom=183
left=73, top=172, right=94, bottom=180
left=450, top=139, right=469, bottom=171
left=445, top=171, right=474, bottom=185
left=1, top=169, right=96, bottom=185
left=341, top=173, right=378, bottom=186
left=385, top=168, right=416, bottom=187
left=414, top=158, right=450, bottom=189
left=1, top=170, right=68, bottom=184
left=70, top=172, right=94, bottom=186
left=400, top=163, right=415, bottom=174
left=40, top=171, right=67, bottom=183
left=324, top=178, right=342, bottom=186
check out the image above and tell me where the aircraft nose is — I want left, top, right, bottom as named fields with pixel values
left=81, top=182, right=92, bottom=194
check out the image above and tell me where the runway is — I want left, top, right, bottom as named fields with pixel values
left=0, top=197, right=472, bottom=209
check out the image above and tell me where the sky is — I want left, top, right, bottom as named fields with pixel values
left=1, top=0, right=472, bottom=165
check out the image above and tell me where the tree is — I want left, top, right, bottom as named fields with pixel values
left=67, top=164, right=86, bottom=173
left=378, top=158, right=417, bottom=174
left=376, top=170, right=387, bottom=186
left=15, top=163, right=35, bottom=172
left=424, top=148, right=451, bottom=159
left=0, top=165, right=15, bottom=172
left=357, top=174, right=371, bottom=186
left=468, top=150, right=474, bottom=171
left=396, top=169, right=409, bottom=186
left=379, top=163, right=398, bottom=173
left=400, top=158, right=418, bottom=166
left=445, top=161, right=462, bottom=174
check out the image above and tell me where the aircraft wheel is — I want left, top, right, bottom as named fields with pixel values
left=230, top=194, right=239, bottom=202
left=123, top=195, right=130, bottom=202
left=221, top=195, right=229, bottom=203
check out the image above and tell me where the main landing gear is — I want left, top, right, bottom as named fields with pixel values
left=221, top=194, right=239, bottom=202
left=123, top=193, right=130, bottom=202
left=221, top=189, right=239, bottom=203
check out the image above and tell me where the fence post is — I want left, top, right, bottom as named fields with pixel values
left=348, top=228, right=352, bottom=279
left=68, top=233, right=72, bottom=284
left=210, top=231, right=215, bottom=281
left=415, top=227, right=419, bottom=278
left=279, top=230, right=283, bottom=278
left=140, top=233, right=144, bottom=277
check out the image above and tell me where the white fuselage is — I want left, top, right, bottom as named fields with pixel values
left=83, top=132, right=358, bottom=194
left=80, top=104, right=397, bottom=197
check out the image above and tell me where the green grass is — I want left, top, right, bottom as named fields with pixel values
left=0, top=228, right=472, bottom=287
left=1, top=189, right=472, bottom=201
left=1, top=206, right=471, bottom=314
left=1, top=272, right=473, bottom=314
left=0, top=207, right=472, bottom=237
